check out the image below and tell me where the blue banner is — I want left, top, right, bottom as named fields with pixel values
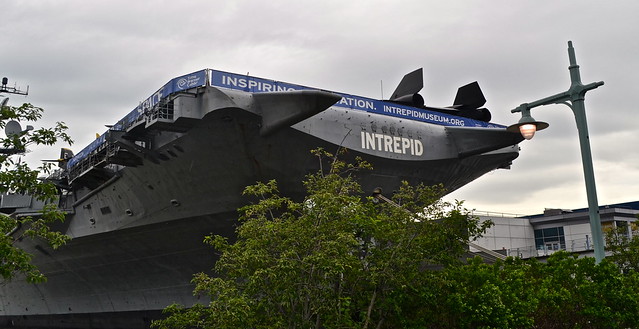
left=68, top=70, right=207, bottom=170
left=67, top=133, right=106, bottom=170
left=114, top=70, right=207, bottom=131
left=209, top=70, right=504, bottom=128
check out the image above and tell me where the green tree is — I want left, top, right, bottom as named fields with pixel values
left=423, top=252, right=639, bottom=329
left=605, top=219, right=639, bottom=273
left=530, top=252, right=639, bottom=329
left=0, top=101, right=72, bottom=284
left=422, top=256, right=538, bottom=328
left=153, top=149, right=490, bottom=329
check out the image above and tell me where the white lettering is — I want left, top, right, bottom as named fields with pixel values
left=401, top=138, right=410, bottom=154
left=414, top=139, right=423, bottom=156
left=383, top=135, right=393, bottom=152
left=375, top=134, right=384, bottom=148
left=220, top=74, right=296, bottom=92
left=366, top=132, right=376, bottom=150
left=340, top=97, right=374, bottom=110
left=359, top=131, right=424, bottom=156
left=382, top=105, right=466, bottom=127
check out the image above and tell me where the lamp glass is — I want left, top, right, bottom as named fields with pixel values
left=519, top=123, right=537, bottom=140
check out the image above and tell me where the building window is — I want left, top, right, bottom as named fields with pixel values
left=534, top=227, right=566, bottom=250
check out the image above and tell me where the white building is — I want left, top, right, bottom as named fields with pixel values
left=471, top=201, right=639, bottom=259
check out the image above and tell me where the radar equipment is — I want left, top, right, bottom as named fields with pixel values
left=1, top=117, right=34, bottom=154
left=1, top=77, right=29, bottom=96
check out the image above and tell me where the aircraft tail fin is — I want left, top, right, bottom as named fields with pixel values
left=453, top=81, right=486, bottom=110
left=60, top=148, right=74, bottom=161
left=389, top=68, right=424, bottom=107
left=42, top=148, right=75, bottom=168
left=390, top=68, right=423, bottom=99
left=452, top=82, right=491, bottom=122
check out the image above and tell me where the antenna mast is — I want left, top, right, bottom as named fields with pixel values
left=0, top=77, right=29, bottom=96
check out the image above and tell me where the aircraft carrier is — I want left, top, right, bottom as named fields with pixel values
left=0, top=68, right=523, bottom=328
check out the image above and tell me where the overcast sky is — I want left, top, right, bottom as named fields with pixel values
left=1, top=1, right=637, bottom=215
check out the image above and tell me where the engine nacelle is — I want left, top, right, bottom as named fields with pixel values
left=389, top=93, right=425, bottom=108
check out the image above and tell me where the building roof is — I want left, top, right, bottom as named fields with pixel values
left=524, top=200, right=639, bottom=220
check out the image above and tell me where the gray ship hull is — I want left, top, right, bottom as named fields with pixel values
left=0, top=69, right=522, bottom=328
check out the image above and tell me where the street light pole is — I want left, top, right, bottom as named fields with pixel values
left=509, top=41, right=605, bottom=263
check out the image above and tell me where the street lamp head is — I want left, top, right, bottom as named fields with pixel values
left=518, top=123, right=538, bottom=140
left=506, top=106, right=549, bottom=140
